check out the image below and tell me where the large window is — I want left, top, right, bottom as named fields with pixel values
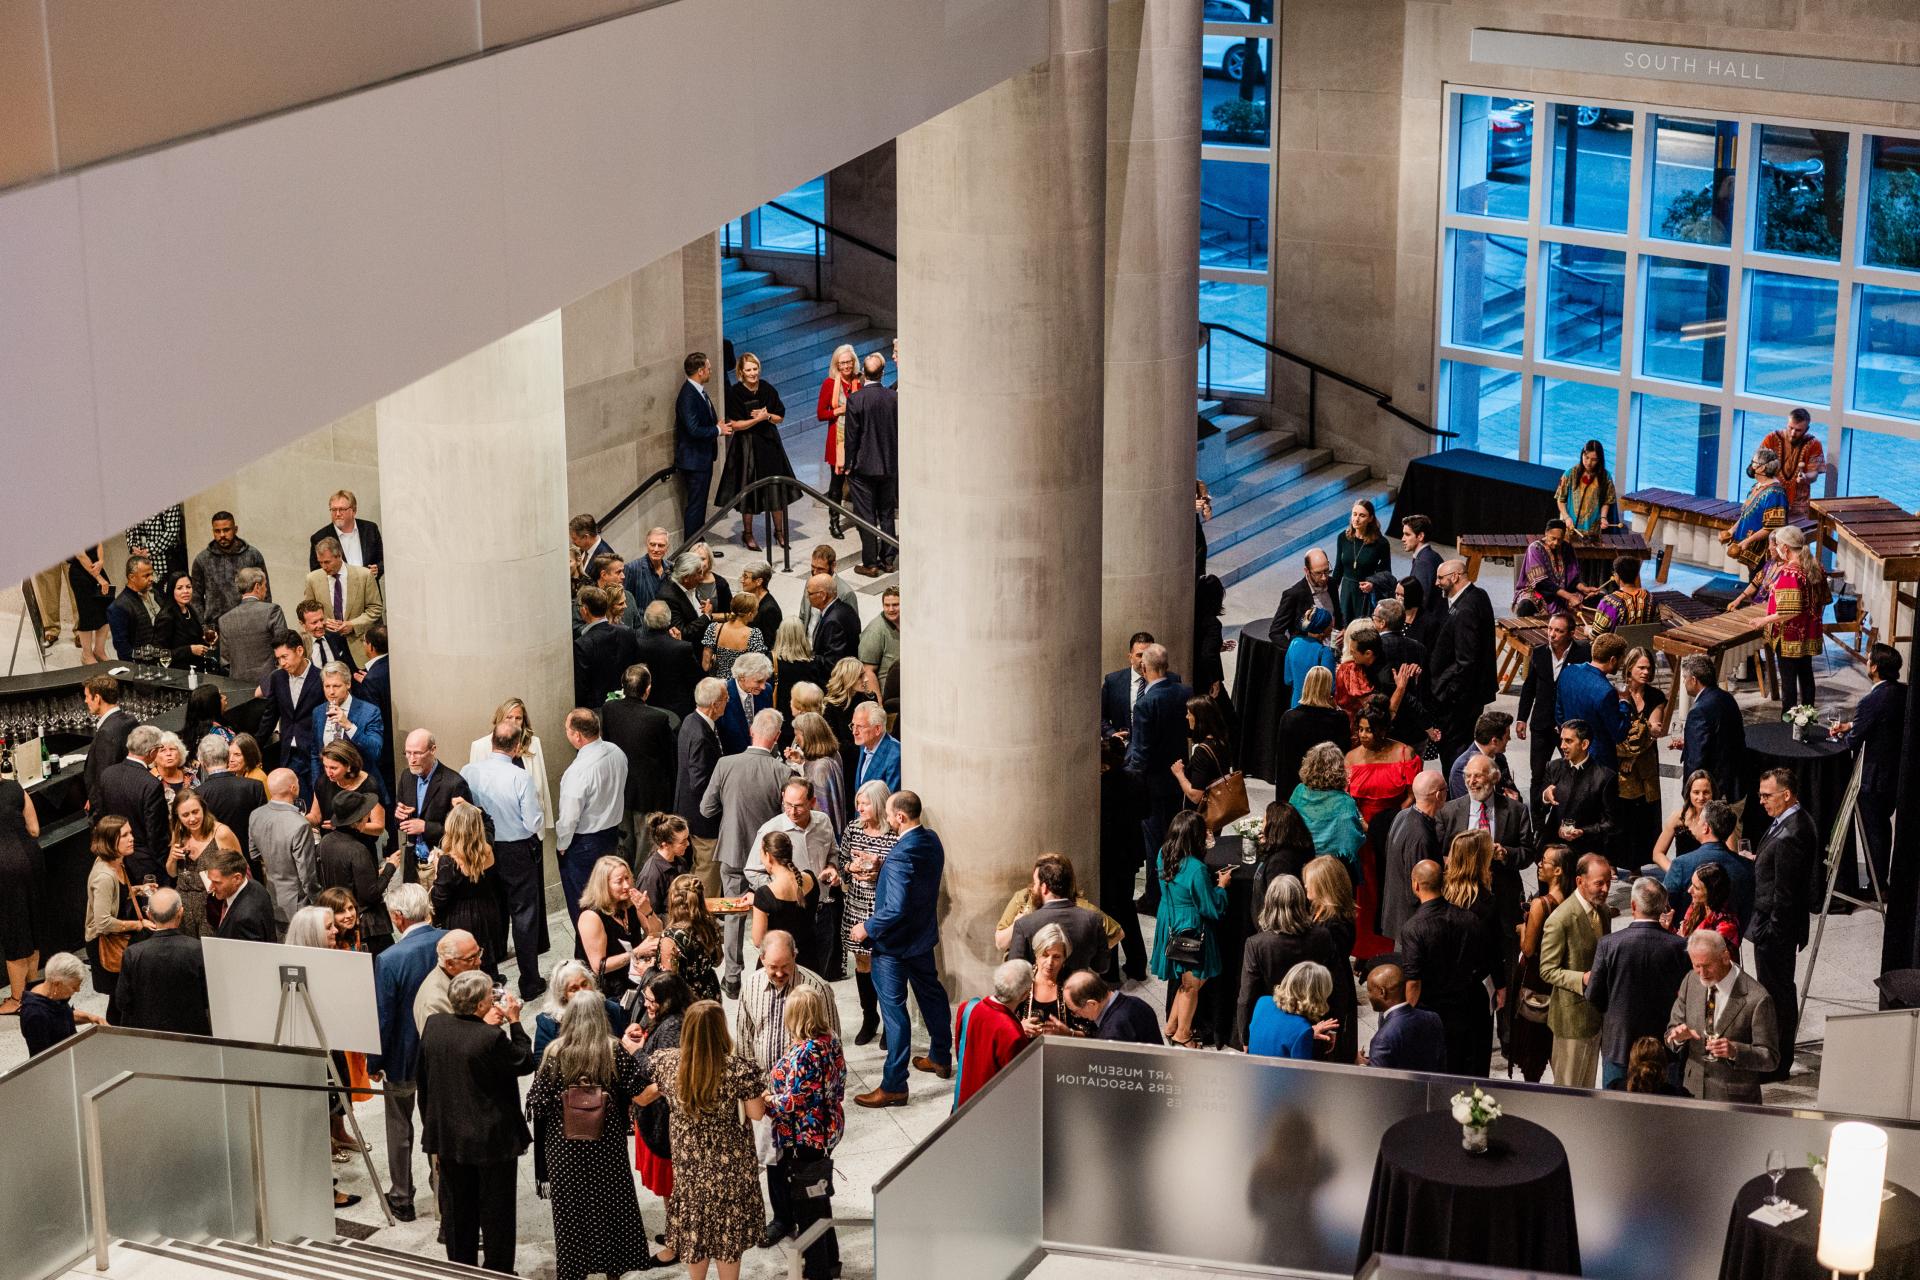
left=1198, top=0, right=1276, bottom=395
left=1438, top=89, right=1920, bottom=503
left=739, top=176, right=826, bottom=254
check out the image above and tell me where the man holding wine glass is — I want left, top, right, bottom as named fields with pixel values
left=1665, top=928, right=1778, bottom=1104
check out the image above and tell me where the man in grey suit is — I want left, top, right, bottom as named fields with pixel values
left=248, top=768, right=318, bottom=931
left=700, top=706, right=795, bottom=997
left=1666, top=928, right=1779, bottom=1103
left=217, top=567, right=286, bottom=690
left=1437, top=754, right=1537, bottom=981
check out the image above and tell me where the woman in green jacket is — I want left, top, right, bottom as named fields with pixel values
left=1150, top=811, right=1231, bottom=1047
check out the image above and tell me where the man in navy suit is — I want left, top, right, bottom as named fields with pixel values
left=850, top=702, right=902, bottom=791
left=805, top=574, right=861, bottom=666
left=294, top=600, right=358, bottom=675
left=1833, top=643, right=1904, bottom=896
left=851, top=792, right=952, bottom=1107
left=367, top=884, right=449, bottom=1222
left=1676, top=654, right=1746, bottom=810
left=1514, top=611, right=1588, bottom=820
left=1363, top=964, right=1446, bottom=1072
left=843, top=352, right=900, bottom=575
left=1065, top=970, right=1163, bottom=1044
left=1125, top=643, right=1189, bottom=913
left=311, top=661, right=388, bottom=801
left=260, top=631, right=327, bottom=802
left=1585, top=876, right=1692, bottom=1087
left=355, top=623, right=394, bottom=795
left=713, top=653, right=775, bottom=755
left=1101, top=632, right=1156, bottom=738
left=674, top=352, right=721, bottom=542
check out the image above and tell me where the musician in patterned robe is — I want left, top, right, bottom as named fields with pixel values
left=1761, top=408, right=1825, bottom=514
left=1514, top=520, right=1587, bottom=617
left=1721, top=447, right=1788, bottom=578
left=1764, top=526, right=1828, bottom=710
left=1554, top=439, right=1618, bottom=535
left=1590, top=556, right=1655, bottom=634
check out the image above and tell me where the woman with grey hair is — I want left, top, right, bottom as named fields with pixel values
left=283, top=905, right=337, bottom=949
left=1724, top=443, right=1789, bottom=575
left=533, top=960, right=629, bottom=1061
left=1288, top=742, right=1365, bottom=886
left=1234, top=874, right=1341, bottom=1051
left=20, top=952, right=102, bottom=1056
left=839, top=778, right=897, bottom=1045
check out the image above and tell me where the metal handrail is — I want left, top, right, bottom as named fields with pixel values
left=676, top=474, right=898, bottom=576
left=598, top=465, right=677, bottom=537
left=787, top=1217, right=872, bottom=1280
left=726, top=200, right=897, bottom=299
left=1198, top=320, right=1456, bottom=447
left=82, top=1069, right=383, bottom=1271
left=763, top=202, right=896, bottom=263
left=1199, top=197, right=1267, bottom=270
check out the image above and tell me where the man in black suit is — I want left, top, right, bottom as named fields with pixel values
left=309, top=489, right=384, bottom=577
left=674, top=351, right=722, bottom=542
left=656, top=553, right=708, bottom=637
left=1833, top=643, right=1903, bottom=896
left=195, top=736, right=266, bottom=863
left=1265, top=548, right=1341, bottom=643
left=1428, top=558, right=1497, bottom=775
left=674, top=678, right=727, bottom=895
left=635, top=601, right=702, bottom=720
left=96, top=725, right=170, bottom=885
left=1514, top=611, right=1589, bottom=821
left=416, top=972, right=533, bottom=1273
left=1398, top=859, right=1495, bottom=1077
left=357, top=623, right=394, bottom=785
left=395, top=729, right=482, bottom=886
left=601, top=664, right=679, bottom=858
left=1373, top=597, right=1432, bottom=748
left=260, top=630, right=326, bottom=799
left=1585, top=875, right=1691, bottom=1088
left=1540, top=720, right=1619, bottom=860
left=1676, top=654, right=1746, bottom=811
left=206, top=848, right=276, bottom=941
left=106, top=889, right=210, bottom=1035
left=1005, top=855, right=1110, bottom=976
left=572, top=587, right=641, bottom=710
left=1065, top=970, right=1163, bottom=1044
left=82, top=675, right=137, bottom=811
left=294, top=600, right=357, bottom=675
left=1751, top=766, right=1817, bottom=1081
left=1101, top=631, right=1156, bottom=738
left=844, top=352, right=900, bottom=576
left=106, top=554, right=162, bottom=659
left=805, top=574, right=861, bottom=666
left=1125, top=643, right=1189, bottom=914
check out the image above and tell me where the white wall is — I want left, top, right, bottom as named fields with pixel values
left=0, top=0, right=1047, bottom=586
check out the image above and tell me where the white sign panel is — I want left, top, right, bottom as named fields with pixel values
left=1470, top=29, right=1920, bottom=103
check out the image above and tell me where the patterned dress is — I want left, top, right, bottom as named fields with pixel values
left=650, top=1050, right=767, bottom=1264
left=525, top=1048, right=656, bottom=1280
left=1729, top=480, right=1788, bottom=573
left=1514, top=538, right=1582, bottom=616
left=767, top=1034, right=847, bottom=1154
left=1767, top=564, right=1828, bottom=658
left=838, top=823, right=897, bottom=961
left=702, top=622, right=769, bottom=683
left=665, top=924, right=722, bottom=1004
left=1554, top=466, right=1615, bottom=533
left=1761, top=427, right=1825, bottom=512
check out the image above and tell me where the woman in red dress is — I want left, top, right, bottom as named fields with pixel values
left=1335, top=621, right=1417, bottom=737
left=1345, top=696, right=1424, bottom=960
left=814, top=344, right=862, bottom=538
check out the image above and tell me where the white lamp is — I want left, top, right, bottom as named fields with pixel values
left=1817, top=1120, right=1889, bottom=1277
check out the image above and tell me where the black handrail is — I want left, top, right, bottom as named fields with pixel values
left=1200, top=197, right=1268, bottom=270
left=763, top=202, right=897, bottom=263
left=1199, top=320, right=1456, bottom=448
left=598, top=465, right=678, bottom=536
left=676, top=475, right=898, bottom=576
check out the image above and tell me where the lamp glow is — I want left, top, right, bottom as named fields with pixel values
left=1816, top=1121, right=1889, bottom=1275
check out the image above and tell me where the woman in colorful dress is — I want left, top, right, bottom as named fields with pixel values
left=764, top=986, right=847, bottom=1280
left=1289, top=743, right=1366, bottom=889
left=1765, top=524, right=1828, bottom=709
left=814, top=345, right=863, bottom=538
left=1149, top=811, right=1232, bottom=1047
left=1589, top=555, right=1655, bottom=634
left=1333, top=499, right=1392, bottom=624
left=840, top=779, right=897, bottom=1045
left=1344, top=697, right=1423, bottom=960
left=1722, top=445, right=1789, bottom=579
left=1513, top=519, right=1586, bottom=617
left=1554, top=437, right=1617, bottom=534
left=1334, top=620, right=1416, bottom=735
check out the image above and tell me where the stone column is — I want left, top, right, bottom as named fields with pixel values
left=374, top=313, right=575, bottom=794
left=897, top=0, right=1107, bottom=997
left=1103, top=0, right=1200, bottom=674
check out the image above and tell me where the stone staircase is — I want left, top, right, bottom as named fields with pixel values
left=722, top=255, right=891, bottom=417
left=73, top=1237, right=506, bottom=1280
left=1198, top=400, right=1395, bottom=588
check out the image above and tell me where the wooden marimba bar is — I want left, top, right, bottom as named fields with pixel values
left=1457, top=530, right=1651, bottom=584
left=1652, top=603, right=1776, bottom=706
left=1623, top=487, right=1818, bottom=583
left=1809, top=496, right=1920, bottom=657
left=1493, top=590, right=1717, bottom=692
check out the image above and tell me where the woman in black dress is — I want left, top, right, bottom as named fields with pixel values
left=67, top=543, right=114, bottom=664
left=308, top=741, right=387, bottom=862
left=1302, top=855, right=1360, bottom=1065
left=716, top=353, right=796, bottom=552
left=574, top=853, right=661, bottom=1003
left=0, top=779, right=47, bottom=1014
left=1274, top=667, right=1350, bottom=797
left=1173, top=693, right=1233, bottom=817
left=152, top=572, right=217, bottom=671
left=428, top=805, right=510, bottom=980
left=822, top=658, right=876, bottom=789
left=751, top=832, right=820, bottom=972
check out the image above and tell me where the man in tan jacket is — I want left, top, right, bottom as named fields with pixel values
left=304, top=536, right=383, bottom=665
left=1540, top=853, right=1612, bottom=1089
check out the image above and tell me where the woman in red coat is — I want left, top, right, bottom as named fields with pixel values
left=815, top=344, right=862, bottom=537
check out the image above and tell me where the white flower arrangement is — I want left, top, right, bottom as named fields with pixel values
left=1228, top=815, right=1264, bottom=842
left=1450, top=1086, right=1503, bottom=1129
left=1783, top=704, right=1820, bottom=728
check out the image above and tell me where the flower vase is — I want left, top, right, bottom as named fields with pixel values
left=1792, top=722, right=1808, bottom=743
left=1461, top=1123, right=1490, bottom=1154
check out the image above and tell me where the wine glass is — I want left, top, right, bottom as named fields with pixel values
left=1765, top=1148, right=1787, bottom=1206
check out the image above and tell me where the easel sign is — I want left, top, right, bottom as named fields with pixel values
left=1799, top=750, right=1886, bottom=1022
left=203, top=938, right=380, bottom=1053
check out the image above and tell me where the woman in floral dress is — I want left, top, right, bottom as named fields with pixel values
left=651, top=1001, right=767, bottom=1277
left=764, top=987, right=846, bottom=1280
left=839, top=778, right=897, bottom=1045
left=661, top=873, right=723, bottom=1004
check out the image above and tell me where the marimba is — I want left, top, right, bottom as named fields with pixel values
left=1652, top=603, right=1776, bottom=706
left=1809, top=496, right=1920, bottom=657
left=1493, top=591, right=1715, bottom=692
left=1458, top=530, right=1651, bottom=584
left=1622, top=487, right=1818, bottom=583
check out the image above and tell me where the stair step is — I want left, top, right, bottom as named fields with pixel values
left=1204, top=426, right=1301, bottom=487
left=1212, top=412, right=1266, bottom=443
left=1206, top=460, right=1372, bottom=554
left=723, top=282, right=810, bottom=321
left=1197, top=399, right=1225, bottom=422
left=171, top=1242, right=353, bottom=1280
left=728, top=297, right=840, bottom=342
left=330, top=1240, right=509, bottom=1280
left=1212, top=478, right=1396, bottom=589
left=748, top=312, right=874, bottom=361
left=761, top=327, right=891, bottom=394
left=720, top=266, right=776, bottom=298
left=1209, top=442, right=1331, bottom=513
left=119, top=1241, right=289, bottom=1280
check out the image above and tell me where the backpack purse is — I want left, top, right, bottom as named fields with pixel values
left=562, top=1078, right=610, bottom=1141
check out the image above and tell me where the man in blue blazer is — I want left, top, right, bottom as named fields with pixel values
left=1585, top=876, right=1692, bottom=1087
left=1065, top=970, right=1163, bottom=1044
left=850, top=702, right=902, bottom=791
left=1554, top=633, right=1632, bottom=767
left=1678, top=654, right=1746, bottom=807
left=851, top=791, right=951, bottom=1106
left=1101, top=631, right=1184, bottom=738
left=674, top=352, right=721, bottom=542
left=311, top=661, right=387, bottom=801
left=1834, top=643, right=1904, bottom=895
left=1364, top=964, right=1446, bottom=1072
left=1125, top=643, right=1190, bottom=913
left=260, top=631, right=328, bottom=803
left=713, top=656, right=775, bottom=755
left=366, top=884, right=447, bottom=1221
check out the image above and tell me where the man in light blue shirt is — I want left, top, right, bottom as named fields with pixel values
left=462, top=724, right=547, bottom=997
left=557, top=708, right=629, bottom=923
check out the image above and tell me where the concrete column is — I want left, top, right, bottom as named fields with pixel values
left=897, top=0, right=1107, bottom=997
left=374, top=313, right=575, bottom=793
left=1103, top=0, right=1200, bottom=674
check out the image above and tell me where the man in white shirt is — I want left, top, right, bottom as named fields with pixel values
left=462, top=726, right=547, bottom=997
left=556, top=707, right=629, bottom=924
left=310, top=489, right=383, bottom=578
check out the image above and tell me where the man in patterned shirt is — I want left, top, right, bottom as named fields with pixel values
left=1589, top=556, right=1655, bottom=635
left=1761, top=407, right=1825, bottom=515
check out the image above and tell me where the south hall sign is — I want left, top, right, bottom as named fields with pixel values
left=1470, top=29, right=1920, bottom=103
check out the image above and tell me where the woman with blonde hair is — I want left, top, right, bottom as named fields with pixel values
left=429, top=803, right=509, bottom=980
left=770, top=620, right=829, bottom=727
left=467, top=698, right=552, bottom=836
left=165, top=787, right=241, bottom=937
left=702, top=591, right=767, bottom=681
left=1766, top=523, right=1828, bottom=710
left=717, top=351, right=796, bottom=552
left=662, top=873, right=723, bottom=1003
left=815, top=344, right=863, bottom=537
left=840, top=778, right=897, bottom=1043
left=1247, top=961, right=1335, bottom=1060
left=787, top=711, right=846, bottom=835
left=1302, top=855, right=1360, bottom=1064
left=1444, top=829, right=1506, bottom=1016
left=651, top=1000, right=768, bottom=1277
left=822, top=655, right=876, bottom=784
left=575, top=853, right=660, bottom=1003
left=765, top=985, right=847, bottom=1279
left=1275, top=665, right=1350, bottom=791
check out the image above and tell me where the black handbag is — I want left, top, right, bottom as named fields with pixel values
left=1164, top=927, right=1207, bottom=967
left=785, top=1150, right=835, bottom=1210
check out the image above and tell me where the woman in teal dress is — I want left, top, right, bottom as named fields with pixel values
left=1150, top=811, right=1231, bottom=1047
left=1333, top=499, right=1391, bottom=624
left=1287, top=742, right=1367, bottom=886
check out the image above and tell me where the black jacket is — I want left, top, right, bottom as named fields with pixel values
left=309, top=520, right=384, bottom=573
left=107, top=930, right=211, bottom=1035
left=1266, top=576, right=1341, bottom=644
left=1541, top=758, right=1619, bottom=859
left=261, top=663, right=328, bottom=757
left=673, top=712, right=722, bottom=840
left=393, top=763, right=483, bottom=881
left=85, top=708, right=137, bottom=811
left=810, top=598, right=862, bottom=667
left=1584, top=919, right=1690, bottom=1065
left=1842, top=679, right=1903, bottom=799
left=1429, top=583, right=1497, bottom=713
left=574, top=621, right=641, bottom=710
left=317, top=831, right=395, bottom=942
left=1236, top=928, right=1340, bottom=1045
left=1093, top=991, right=1164, bottom=1044
left=198, top=771, right=267, bottom=861
left=1682, top=684, right=1746, bottom=805
left=417, top=1014, right=534, bottom=1164
left=1752, top=807, right=1819, bottom=949
left=635, top=630, right=703, bottom=721
left=213, top=879, right=276, bottom=942
left=1516, top=640, right=1591, bottom=732
left=95, top=758, right=170, bottom=884
left=602, top=698, right=678, bottom=817
left=1399, top=897, right=1493, bottom=1013
left=751, top=591, right=785, bottom=654
left=843, top=381, right=899, bottom=477
left=1006, top=900, right=1108, bottom=978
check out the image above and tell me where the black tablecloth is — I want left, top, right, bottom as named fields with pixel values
left=1720, top=1168, right=1920, bottom=1280
left=1356, top=1110, right=1581, bottom=1275
left=1392, top=450, right=1566, bottom=546
left=1230, top=617, right=1287, bottom=784
left=1740, top=722, right=1859, bottom=897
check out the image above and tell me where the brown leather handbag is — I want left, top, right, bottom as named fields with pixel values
left=98, top=877, right=146, bottom=974
left=561, top=1078, right=610, bottom=1140
left=1199, top=745, right=1249, bottom=833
